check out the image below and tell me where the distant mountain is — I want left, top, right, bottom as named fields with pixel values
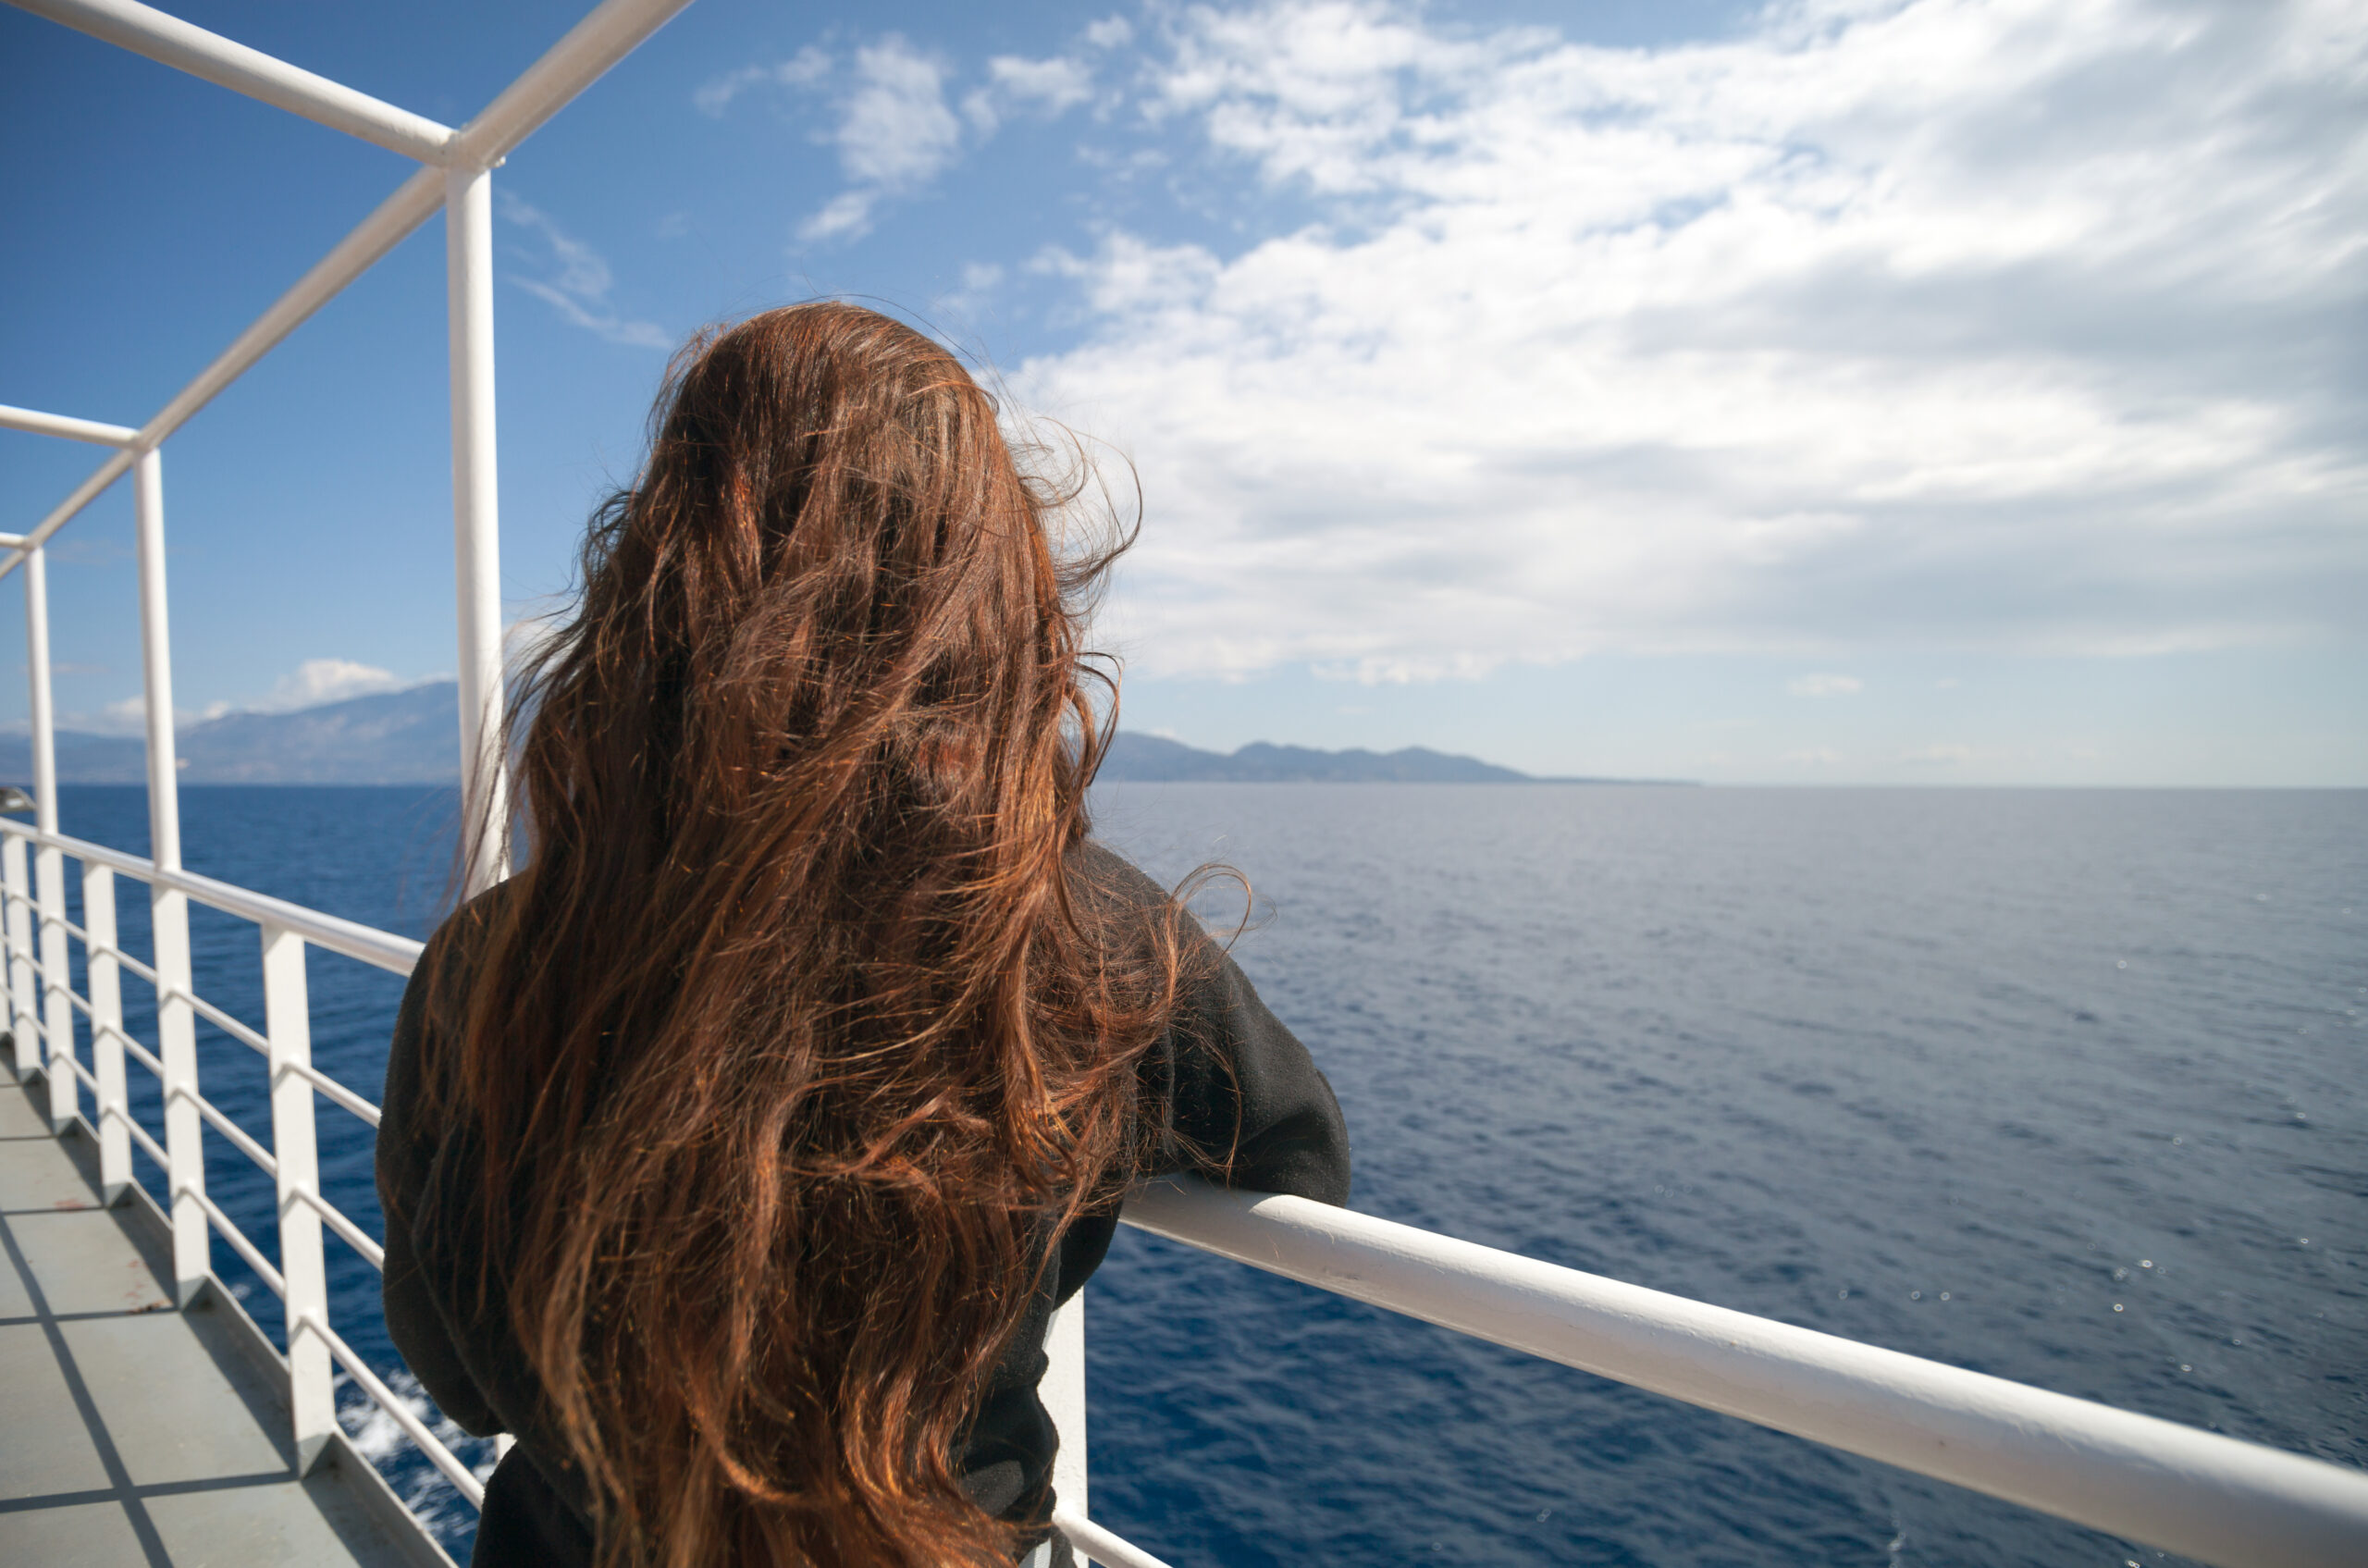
left=1097, top=733, right=1679, bottom=784
left=0, top=682, right=459, bottom=786
left=0, top=685, right=1683, bottom=787
left=1100, top=733, right=1530, bottom=783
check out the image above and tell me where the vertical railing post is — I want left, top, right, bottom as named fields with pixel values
left=25, top=547, right=75, bottom=1132
left=3, top=834, right=32, bottom=1078
left=135, top=446, right=206, bottom=1303
left=1043, top=1291, right=1090, bottom=1548
left=447, top=159, right=510, bottom=897
left=83, top=864, right=129, bottom=1203
left=261, top=922, right=334, bottom=1472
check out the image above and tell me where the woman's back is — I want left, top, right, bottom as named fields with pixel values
left=373, top=305, right=1349, bottom=1568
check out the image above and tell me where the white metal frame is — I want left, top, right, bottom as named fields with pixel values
left=3, top=5, right=2364, bottom=1568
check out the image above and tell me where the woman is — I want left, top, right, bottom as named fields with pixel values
left=376, top=303, right=1350, bottom=1568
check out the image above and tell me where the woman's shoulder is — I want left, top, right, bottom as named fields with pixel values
left=1068, top=837, right=1171, bottom=911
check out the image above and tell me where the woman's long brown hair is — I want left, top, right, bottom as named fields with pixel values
left=437, top=303, right=1183, bottom=1566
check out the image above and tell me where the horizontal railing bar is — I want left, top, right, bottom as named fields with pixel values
left=187, top=1089, right=276, bottom=1178
left=56, top=928, right=165, bottom=987
left=1055, top=1512, right=1177, bottom=1568
left=1121, top=1180, right=2368, bottom=1568
left=122, top=1110, right=167, bottom=1170
left=0, top=401, right=138, bottom=446
left=182, top=990, right=270, bottom=1057
left=7, top=0, right=458, bottom=163
left=285, top=1059, right=382, bottom=1129
left=63, top=1051, right=98, bottom=1095
left=0, top=820, right=424, bottom=974
left=308, top=1315, right=486, bottom=1506
left=115, top=1027, right=163, bottom=1080
left=188, top=1182, right=285, bottom=1298
left=0, top=0, right=696, bottom=580
left=295, top=1186, right=385, bottom=1271
left=18, top=941, right=276, bottom=1066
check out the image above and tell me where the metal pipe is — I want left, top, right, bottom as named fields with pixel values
left=1122, top=1179, right=2368, bottom=1568
left=133, top=449, right=181, bottom=872
left=0, top=402, right=137, bottom=446
left=1042, top=1296, right=1089, bottom=1526
left=261, top=923, right=335, bottom=1473
left=82, top=864, right=130, bottom=1202
left=22, top=549, right=76, bottom=1134
left=445, top=161, right=509, bottom=895
left=2, top=838, right=32, bottom=1079
left=130, top=450, right=205, bottom=1303
left=1054, top=1513, right=1178, bottom=1568
left=5, top=0, right=456, bottom=163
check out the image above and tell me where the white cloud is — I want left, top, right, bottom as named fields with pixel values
left=63, top=660, right=403, bottom=735
left=1016, top=0, right=2368, bottom=680
left=694, top=46, right=828, bottom=116
left=965, top=51, right=1104, bottom=136
left=498, top=193, right=672, bottom=350
left=1786, top=673, right=1863, bottom=697
left=837, top=38, right=963, bottom=186
left=800, top=190, right=879, bottom=243
left=987, top=53, right=1098, bottom=116
left=253, top=659, right=410, bottom=712
left=934, top=260, right=1008, bottom=319
left=769, top=36, right=972, bottom=241
left=1903, top=742, right=1978, bottom=765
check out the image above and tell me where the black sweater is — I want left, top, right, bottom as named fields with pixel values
left=376, top=842, right=1350, bottom=1566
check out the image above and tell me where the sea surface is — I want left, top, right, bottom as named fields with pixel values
left=32, top=783, right=2365, bottom=1566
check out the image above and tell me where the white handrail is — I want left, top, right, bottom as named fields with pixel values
left=4, top=0, right=458, bottom=163
left=1120, top=1179, right=2368, bottom=1568
left=1056, top=1512, right=1178, bottom=1568
left=0, top=820, right=424, bottom=975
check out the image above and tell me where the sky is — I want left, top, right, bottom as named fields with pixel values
left=0, top=0, right=2361, bottom=785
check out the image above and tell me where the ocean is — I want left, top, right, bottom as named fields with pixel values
left=35, top=783, right=2365, bottom=1566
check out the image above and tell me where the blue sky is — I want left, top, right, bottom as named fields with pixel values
left=1, top=0, right=2360, bottom=784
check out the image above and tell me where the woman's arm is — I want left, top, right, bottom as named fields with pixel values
left=376, top=931, right=503, bottom=1438
left=1080, top=841, right=1351, bottom=1205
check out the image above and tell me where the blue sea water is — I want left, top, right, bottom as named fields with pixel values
left=33, top=783, right=2366, bottom=1566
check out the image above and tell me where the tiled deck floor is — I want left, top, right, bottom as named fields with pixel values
left=0, top=1063, right=449, bottom=1567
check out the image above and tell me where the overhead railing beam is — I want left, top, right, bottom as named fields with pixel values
left=444, top=0, right=696, bottom=170
left=0, top=403, right=138, bottom=446
left=4, top=0, right=458, bottom=164
left=0, top=162, right=446, bottom=580
left=0, top=0, right=700, bottom=586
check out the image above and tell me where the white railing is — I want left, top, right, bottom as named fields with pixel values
left=4, top=5, right=2365, bottom=1568
left=0, top=815, right=442, bottom=1487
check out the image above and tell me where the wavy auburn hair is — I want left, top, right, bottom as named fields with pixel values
left=441, top=303, right=1182, bottom=1567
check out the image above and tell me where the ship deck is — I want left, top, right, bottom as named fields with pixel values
left=0, top=1063, right=450, bottom=1567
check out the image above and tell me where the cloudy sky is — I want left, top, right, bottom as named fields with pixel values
left=1, top=0, right=2361, bottom=783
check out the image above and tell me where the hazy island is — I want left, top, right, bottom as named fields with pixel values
left=0, top=682, right=1690, bottom=787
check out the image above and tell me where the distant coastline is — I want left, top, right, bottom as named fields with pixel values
left=1098, top=732, right=1692, bottom=785
left=0, top=682, right=1692, bottom=787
